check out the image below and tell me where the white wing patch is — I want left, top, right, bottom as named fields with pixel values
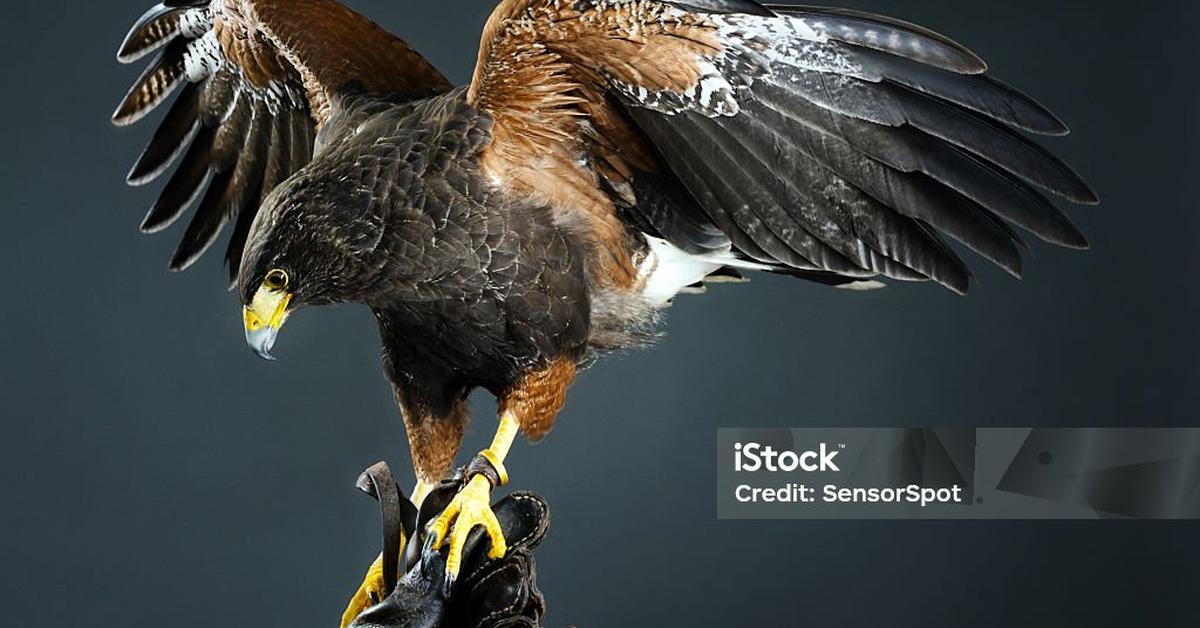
left=183, top=30, right=222, bottom=82
left=638, top=235, right=885, bottom=303
left=638, top=236, right=773, bottom=304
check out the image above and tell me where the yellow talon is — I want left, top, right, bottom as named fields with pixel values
left=340, top=554, right=386, bottom=628
left=430, top=474, right=508, bottom=585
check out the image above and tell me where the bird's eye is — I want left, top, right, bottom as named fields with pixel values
left=264, top=269, right=289, bottom=291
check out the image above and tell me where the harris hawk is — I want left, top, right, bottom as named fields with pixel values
left=112, top=0, right=1097, bottom=619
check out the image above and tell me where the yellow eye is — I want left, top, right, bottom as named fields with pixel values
left=264, top=269, right=289, bottom=291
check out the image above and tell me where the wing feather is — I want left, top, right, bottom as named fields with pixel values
left=112, top=38, right=189, bottom=127
left=223, top=106, right=296, bottom=284
left=754, top=80, right=1086, bottom=250
left=116, top=3, right=190, bottom=64
left=678, top=108, right=973, bottom=288
left=172, top=98, right=271, bottom=270
left=884, top=82, right=1094, bottom=203
left=677, top=112, right=889, bottom=276
left=638, top=112, right=819, bottom=269
left=851, top=47, right=1069, bottom=136
left=748, top=85, right=1025, bottom=276
left=763, top=4, right=987, bottom=74
left=466, top=0, right=1095, bottom=293
left=126, top=82, right=201, bottom=185
left=114, top=0, right=450, bottom=277
left=141, top=124, right=216, bottom=233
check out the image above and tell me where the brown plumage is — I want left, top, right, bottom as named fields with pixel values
left=217, top=0, right=450, bottom=123
left=470, top=1, right=730, bottom=286
left=500, top=358, right=578, bottom=443
left=114, top=0, right=1096, bottom=488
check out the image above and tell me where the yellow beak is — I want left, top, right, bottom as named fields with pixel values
left=243, top=287, right=293, bottom=361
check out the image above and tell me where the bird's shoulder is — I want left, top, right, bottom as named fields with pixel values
left=314, top=88, right=491, bottom=175
left=283, top=88, right=508, bottom=247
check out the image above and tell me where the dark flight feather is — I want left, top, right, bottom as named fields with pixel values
left=637, top=111, right=825, bottom=270
left=851, top=47, right=1069, bottom=136
left=140, top=123, right=215, bottom=233
left=622, top=174, right=733, bottom=255
left=679, top=111, right=905, bottom=277
left=747, top=84, right=1025, bottom=276
left=683, top=109, right=973, bottom=290
left=765, top=4, right=987, bottom=74
left=224, top=110, right=298, bottom=284
left=197, top=67, right=240, bottom=126
left=752, top=79, right=1087, bottom=251
left=208, top=90, right=253, bottom=172
left=673, top=113, right=866, bottom=274
left=882, top=82, right=1094, bottom=203
left=112, top=38, right=187, bottom=126
left=126, top=82, right=201, bottom=185
left=116, top=4, right=186, bottom=64
left=171, top=98, right=271, bottom=271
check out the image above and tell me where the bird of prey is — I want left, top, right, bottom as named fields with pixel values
left=113, top=0, right=1096, bottom=617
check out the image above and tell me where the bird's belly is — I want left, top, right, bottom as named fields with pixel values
left=381, top=257, right=592, bottom=391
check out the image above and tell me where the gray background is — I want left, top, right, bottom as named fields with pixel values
left=1, top=1, right=1197, bottom=626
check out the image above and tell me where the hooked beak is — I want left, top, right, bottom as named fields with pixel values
left=243, top=287, right=293, bottom=361
left=245, top=324, right=279, bottom=361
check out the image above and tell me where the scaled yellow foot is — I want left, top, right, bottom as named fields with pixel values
left=428, top=474, right=508, bottom=587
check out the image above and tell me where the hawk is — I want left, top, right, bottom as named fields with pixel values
left=113, top=0, right=1095, bottom=619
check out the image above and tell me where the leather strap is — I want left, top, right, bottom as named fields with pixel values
left=356, top=461, right=416, bottom=598
left=466, top=449, right=508, bottom=488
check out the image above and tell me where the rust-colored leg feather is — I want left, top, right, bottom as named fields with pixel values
left=394, top=391, right=469, bottom=484
left=500, top=358, right=577, bottom=442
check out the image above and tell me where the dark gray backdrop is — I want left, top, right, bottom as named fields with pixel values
left=2, top=1, right=1197, bottom=626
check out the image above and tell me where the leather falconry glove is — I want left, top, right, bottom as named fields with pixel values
left=346, top=462, right=549, bottom=628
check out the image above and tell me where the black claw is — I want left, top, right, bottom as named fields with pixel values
left=420, top=535, right=438, bottom=575
left=442, top=572, right=456, bottom=597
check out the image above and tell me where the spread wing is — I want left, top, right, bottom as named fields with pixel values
left=113, top=0, right=450, bottom=281
left=467, top=0, right=1098, bottom=293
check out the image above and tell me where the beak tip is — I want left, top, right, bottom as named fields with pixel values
left=245, top=326, right=280, bottom=362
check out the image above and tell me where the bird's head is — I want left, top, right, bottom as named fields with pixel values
left=237, top=175, right=384, bottom=360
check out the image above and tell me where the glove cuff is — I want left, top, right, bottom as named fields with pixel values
left=467, top=449, right=508, bottom=488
